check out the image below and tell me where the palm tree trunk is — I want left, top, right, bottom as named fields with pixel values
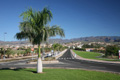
left=8, top=55, right=10, bottom=58
left=38, top=45, right=41, bottom=58
left=0, top=54, right=3, bottom=59
left=37, top=44, right=43, bottom=73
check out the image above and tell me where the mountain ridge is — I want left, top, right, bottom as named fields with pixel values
left=0, top=36, right=120, bottom=45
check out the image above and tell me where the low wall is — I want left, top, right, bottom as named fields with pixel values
left=29, top=60, right=59, bottom=64
left=55, top=49, right=67, bottom=59
left=0, top=55, right=37, bottom=62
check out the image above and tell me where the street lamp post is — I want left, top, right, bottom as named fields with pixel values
left=31, top=48, right=34, bottom=60
left=3, top=32, right=7, bottom=59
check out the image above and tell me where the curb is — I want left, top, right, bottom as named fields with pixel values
left=29, top=60, right=59, bottom=64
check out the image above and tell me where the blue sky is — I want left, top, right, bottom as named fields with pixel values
left=0, top=0, right=120, bottom=41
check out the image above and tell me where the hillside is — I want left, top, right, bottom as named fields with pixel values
left=0, top=36, right=120, bottom=45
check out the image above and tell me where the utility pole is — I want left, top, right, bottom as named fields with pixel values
left=3, top=32, right=7, bottom=59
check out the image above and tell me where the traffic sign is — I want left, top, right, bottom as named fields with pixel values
left=31, top=48, right=34, bottom=51
left=119, top=50, right=120, bottom=59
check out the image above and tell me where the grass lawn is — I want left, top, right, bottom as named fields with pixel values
left=73, top=50, right=120, bottom=61
left=0, top=68, right=120, bottom=80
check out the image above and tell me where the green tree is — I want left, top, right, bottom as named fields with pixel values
left=105, top=45, right=119, bottom=57
left=16, top=50, right=25, bottom=57
left=25, top=48, right=31, bottom=56
left=6, top=48, right=14, bottom=58
left=75, top=47, right=85, bottom=51
left=0, top=48, right=4, bottom=59
left=82, top=44, right=101, bottom=48
left=52, top=43, right=63, bottom=51
left=15, top=7, right=65, bottom=73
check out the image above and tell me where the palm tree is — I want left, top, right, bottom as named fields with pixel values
left=6, top=48, right=13, bottom=58
left=15, top=7, right=65, bottom=73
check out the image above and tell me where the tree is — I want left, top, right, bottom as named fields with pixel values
left=0, top=48, right=4, bottom=59
left=52, top=43, right=64, bottom=51
left=82, top=44, right=101, bottom=48
left=16, top=50, right=25, bottom=57
left=75, top=47, right=85, bottom=51
left=25, top=48, right=31, bottom=56
left=15, top=7, right=65, bottom=73
left=105, top=45, right=119, bottom=57
left=6, top=48, right=14, bottom=58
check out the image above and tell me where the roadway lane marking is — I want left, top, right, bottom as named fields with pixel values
left=58, top=58, right=75, bottom=60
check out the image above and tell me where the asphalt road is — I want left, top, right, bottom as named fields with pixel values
left=58, top=49, right=120, bottom=73
left=0, top=49, right=120, bottom=73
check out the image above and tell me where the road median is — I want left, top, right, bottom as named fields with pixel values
left=29, top=49, right=67, bottom=64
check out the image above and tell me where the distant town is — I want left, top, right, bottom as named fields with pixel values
left=0, top=36, right=120, bottom=59
left=0, top=36, right=120, bottom=50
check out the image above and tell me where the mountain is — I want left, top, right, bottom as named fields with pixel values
left=49, top=36, right=120, bottom=43
left=70, top=36, right=120, bottom=42
left=0, top=36, right=120, bottom=45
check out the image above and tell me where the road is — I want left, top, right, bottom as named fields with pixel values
left=0, top=49, right=120, bottom=73
left=58, top=49, right=120, bottom=73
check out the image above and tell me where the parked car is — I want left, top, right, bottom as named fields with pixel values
left=47, top=53, right=52, bottom=57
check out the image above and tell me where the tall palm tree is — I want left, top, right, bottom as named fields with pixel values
left=15, top=7, right=65, bottom=73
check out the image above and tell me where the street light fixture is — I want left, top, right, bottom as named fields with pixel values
left=3, top=32, right=7, bottom=59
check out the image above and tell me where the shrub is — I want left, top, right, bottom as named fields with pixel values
left=105, top=45, right=120, bottom=56
left=75, top=47, right=85, bottom=51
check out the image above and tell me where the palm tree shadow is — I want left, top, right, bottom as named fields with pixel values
left=0, top=68, right=23, bottom=71
left=0, top=68, right=37, bottom=73
left=23, top=69, right=37, bottom=73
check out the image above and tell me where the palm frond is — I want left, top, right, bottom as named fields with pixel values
left=16, top=7, right=65, bottom=45
left=48, top=25, right=65, bottom=37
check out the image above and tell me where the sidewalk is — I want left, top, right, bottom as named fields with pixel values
left=70, top=50, right=120, bottom=64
